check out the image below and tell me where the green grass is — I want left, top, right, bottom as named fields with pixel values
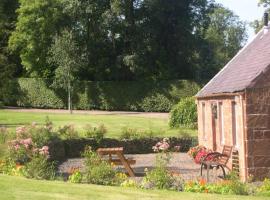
left=0, top=175, right=268, bottom=200
left=0, top=110, right=196, bottom=138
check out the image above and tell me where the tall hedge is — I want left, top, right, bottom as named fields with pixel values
left=11, top=78, right=200, bottom=112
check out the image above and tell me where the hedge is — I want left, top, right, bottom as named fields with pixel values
left=9, top=78, right=200, bottom=112
left=48, top=137, right=198, bottom=161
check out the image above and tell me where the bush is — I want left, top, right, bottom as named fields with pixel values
left=120, top=127, right=138, bottom=140
left=0, top=127, right=7, bottom=144
left=68, top=170, right=83, bottom=183
left=120, top=127, right=155, bottom=140
left=84, top=124, right=107, bottom=142
left=58, top=125, right=79, bottom=140
left=142, top=152, right=176, bottom=190
left=82, top=146, right=119, bottom=185
left=184, top=175, right=248, bottom=195
left=257, top=178, right=270, bottom=196
left=10, top=78, right=200, bottom=112
left=169, top=97, right=197, bottom=128
left=140, top=93, right=173, bottom=112
left=24, top=154, right=55, bottom=180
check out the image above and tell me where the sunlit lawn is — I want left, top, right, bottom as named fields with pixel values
left=0, top=109, right=196, bottom=138
left=0, top=175, right=268, bottom=200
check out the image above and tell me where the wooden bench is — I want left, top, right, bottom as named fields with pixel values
left=200, top=145, right=233, bottom=182
left=97, top=147, right=136, bottom=177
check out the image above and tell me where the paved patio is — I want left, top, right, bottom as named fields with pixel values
left=58, top=153, right=225, bottom=182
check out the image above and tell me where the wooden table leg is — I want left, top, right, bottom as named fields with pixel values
left=116, top=152, right=135, bottom=177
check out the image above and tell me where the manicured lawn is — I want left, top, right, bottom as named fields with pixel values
left=0, top=175, right=267, bottom=200
left=0, top=110, right=196, bottom=138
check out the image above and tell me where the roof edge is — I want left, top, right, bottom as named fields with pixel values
left=196, top=92, right=244, bottom=99
left=196, top=27, right=265, bottom=98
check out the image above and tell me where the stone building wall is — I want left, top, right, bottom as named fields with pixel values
left=197, top=94, right=246, bottom=180
left=245, top=87, right=270, bottom=180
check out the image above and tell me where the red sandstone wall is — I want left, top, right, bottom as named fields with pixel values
left=197, top=95, right=246, bottom=180
left=245, top=88, right=270, bottom=180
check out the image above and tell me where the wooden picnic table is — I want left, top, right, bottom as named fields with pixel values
left=97, top=147, right=136, bottom=177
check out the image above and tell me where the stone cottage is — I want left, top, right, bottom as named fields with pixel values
left=196, top=14, right=270, bottom=181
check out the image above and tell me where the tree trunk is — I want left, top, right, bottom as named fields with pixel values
left=68, top=81, right=72, bottom=114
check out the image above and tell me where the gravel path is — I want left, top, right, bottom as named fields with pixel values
left=58, top=153, right=224, bottom=182
left=4, top=107, right=169, bottom=119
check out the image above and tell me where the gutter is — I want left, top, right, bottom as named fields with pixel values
left=196, top=92, right=245, bottom=100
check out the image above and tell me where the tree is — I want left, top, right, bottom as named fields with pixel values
left=197, top=4, right=247, bottom=81
left=0, top=0, right=22, bottom=104
left=259, top=0, right=270, bottom=7
left=48, top=30, right=82, bottom=114
left=8, top=0, right=65, bottom=78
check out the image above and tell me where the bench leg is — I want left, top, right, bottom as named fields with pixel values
left=220, top=165, right=226, bottom=178
left=116, top=152, right=135, bottom=177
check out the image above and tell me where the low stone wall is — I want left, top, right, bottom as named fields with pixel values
left=48, top=137, right=198, bottom=162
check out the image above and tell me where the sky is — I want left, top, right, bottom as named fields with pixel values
left=215, top=0, right=266, bottom=41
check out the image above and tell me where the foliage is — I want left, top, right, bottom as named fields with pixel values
left=120, top=127, right=155, bottom=140
left=15, top=119, right=59, bottom=148
left=24, top=154, right=55, bottom=180
left=48, top=29, right=83, bottom=113
left=58, top=125, right=79, bottom=140
left=169, top=97, right=197, bottom=128
left=257, top=178, right=270, bottom=196
left=0, top=127, right=7, bottom=144
left=142, top=152, right=176, bottom=190
left=120, top=179, right=138, bottom=188
left=82, top=146, right=118, bottom=185
left=184, top=175, right=248, bottom=195
left=120, top=127, right=138, bottom=140
left=140, top=94, right=173, bottom=112
left=8, top=0, right=64, bottom=77
left=84, top=124, right=107, bottom=142
left=197, top=4, right=247, bottom=81
left=14, top=78, right=199, bottom=112
left=2, top=176, right=266, bottom=200
left=68, top=170, right=83, bottom=183
left=6, top=0, right=246, bottom=82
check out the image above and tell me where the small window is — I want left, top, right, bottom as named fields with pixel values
left=232, top=101, right=238, bottom=147
left=202, top=102, right=206, bottom=139
left=218, top=102, right=224, bottom=144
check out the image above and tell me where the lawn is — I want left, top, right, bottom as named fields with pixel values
left=0, top=109, right=196, bottom=138
left=0, top=175, right=268, bottom=200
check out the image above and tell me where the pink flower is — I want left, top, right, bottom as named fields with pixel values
left=39, top=146, right=49, bottom=156
left=14, top=144, right=20, bottom=150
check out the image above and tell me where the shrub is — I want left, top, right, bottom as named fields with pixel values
left=15, top=118, right=59, bottom=148
left=184, top=177, right=248, bottom=195
left=257, top=178, right=270, bottom=196
left=120, top=127, right=155, bottom=140
left=140, top=93, right=173, bottom=112
left=68, top=170, right=83, bottom=183
left=169, top=97, right=197, bottom=128
left=84, top=124, right=107, bottom=142
left=142, top=151, right=174, bottom=190
left=58, top=125, right=79, bottom=139
left=143, top=165, right=174, bottom=190
left=24, top=154, right=55, bottom=180
left=11, top=78, right=200, bottom=112
left=0, top=127, right=7, bottom=144
left=120, top=127, right=138, bottom=140
left=82, top=146, right=117, bottom=185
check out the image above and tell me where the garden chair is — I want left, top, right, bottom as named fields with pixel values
left=200, top=145, right=233, bottom=181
